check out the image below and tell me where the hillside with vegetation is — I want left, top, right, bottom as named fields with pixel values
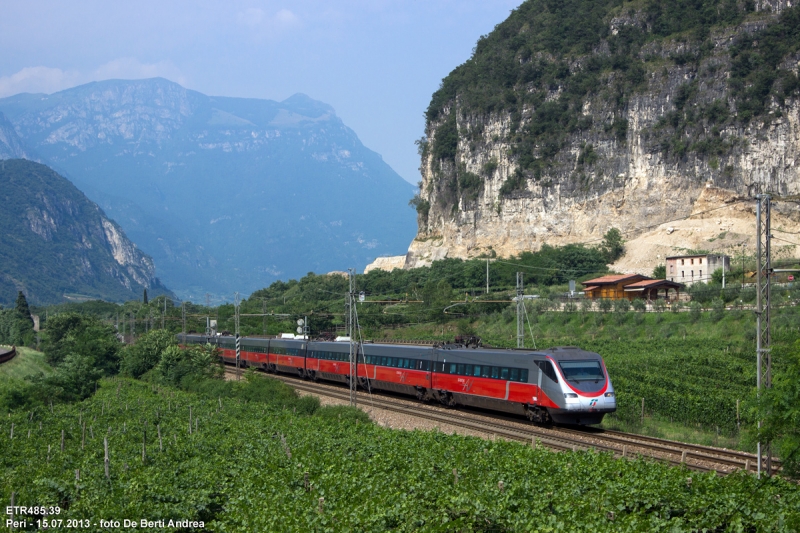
left=0, top=159, right=172, bottom=306
left=406, top=0, right=800, bottom=272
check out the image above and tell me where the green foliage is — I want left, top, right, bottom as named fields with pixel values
left=729, top=6, right=800, bottom=122
left=120, top=330, right=175, bottom=378
left=600, top=228, right=625, bottom=263
left=425, top=0, right=763, bottom=177
left=41, top=313, right=120, bottom=375
left=750, top=340, right=800, bottom=477
left=430, top=111, right=458, bottom=162
left=652, top=264, right=666, bottom=279
left=2, top=378, right=798, bottom=529
left=143, top=289, right=148, bottom=304
left=0, top=309, right=35, bottom=347
left=631, top=298, right=646, bottom=313
left=408, top=194, right=430, bottom=219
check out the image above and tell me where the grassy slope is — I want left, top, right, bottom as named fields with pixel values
left=0, top=345, right=53, bottom=380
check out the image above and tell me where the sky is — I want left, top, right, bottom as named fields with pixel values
left=0, top=0, right=522, bottom=185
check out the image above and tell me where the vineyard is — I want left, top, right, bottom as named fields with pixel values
left=2, top=377, right=799, bottom=531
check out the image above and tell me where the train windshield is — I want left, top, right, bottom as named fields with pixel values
left=558, top=360, right=604, bottom=382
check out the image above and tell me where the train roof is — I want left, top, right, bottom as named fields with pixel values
left=179, top=335, right=601, bottom=360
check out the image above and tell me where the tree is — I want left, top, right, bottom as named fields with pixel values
left=750, top=340, right=800, bottom=478
left=600, top=228, right=625, bottom=263
left=120, top=329, right=175, bottom=378
left=15, top=291, right=33, bottom=328
left=652, top=264, right=666, bottom=279
left=42, top=313, right=120, bottom=374
left=143, top=288, right=149, bottom=304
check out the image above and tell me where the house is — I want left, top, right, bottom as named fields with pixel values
left=582, top=274, right=683, bottom=301
left=666, top=254, right=730, bottom=286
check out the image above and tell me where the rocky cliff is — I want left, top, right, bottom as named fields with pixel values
left=405, top=0, right=800, bottom=270
left=0, top=159, right=172, bottom=305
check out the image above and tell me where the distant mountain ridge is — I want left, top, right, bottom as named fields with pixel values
left=0, top=159, right=172, bottom=306
left=0, top=112, right=32, bottom=160
left=0, top=78, right=417, bottom=300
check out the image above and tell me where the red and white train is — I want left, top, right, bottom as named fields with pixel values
left=181, top=334, right=616, bottom=425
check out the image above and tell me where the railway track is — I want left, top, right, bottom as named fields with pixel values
left=225, top=366, right=778, bottom=476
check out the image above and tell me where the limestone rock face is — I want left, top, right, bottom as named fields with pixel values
left=0, top=159, right=172, bottom=304
left=406, top=1, right=800, bottom=270
left=364, top=255, right=407, bottom=274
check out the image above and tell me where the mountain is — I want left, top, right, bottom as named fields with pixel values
left=0, top=112, right=32, bottom=160
left=405, top=0, right=800, bottom=269
left=0, top=79, right=417, bottom=300
left=0, top=159, right=172, bottom=306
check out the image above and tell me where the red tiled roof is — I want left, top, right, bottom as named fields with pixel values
left=582, top=286, right=599, bottom=292
left=581, top=274, right=647, bottom=286
left=624, top=279, right=684, bottom=289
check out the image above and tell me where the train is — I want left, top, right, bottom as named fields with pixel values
left=180, top=333, right=616, bottom=426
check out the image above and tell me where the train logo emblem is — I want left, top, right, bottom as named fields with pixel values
left=589, top=398, right=598, bottom=410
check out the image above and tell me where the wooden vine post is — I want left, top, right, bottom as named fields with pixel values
left=104, top=437, right=110, bottom=479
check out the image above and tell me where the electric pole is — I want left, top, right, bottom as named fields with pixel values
left=486, top=258, right=490, bottom=294
left=234, top=292, right=241, bottom=381
left=516, top=272, right=524, bottom=348
left=755, top=194, right=772, bottom=477
left=348, top=268, right=357, bottom=407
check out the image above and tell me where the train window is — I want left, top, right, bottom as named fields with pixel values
left=481, top=366, right=490, bottom=378
left=510, top=368, right=519, bottom=382
left=448, top=363, right=457, bottom=374
left=473, top=365, right=481, bottom=377
left=404, top=359, right=412, bottom=369
left=491, top=367, right=499, bottom=379
left=558, top=360, right=604, bottom=382
left=520, top=369, right=529, bottom=382
left=538, top=361, right=558, bottom=383
left=465, top=364, right=473, bottom=376
left=456, top=364, right=465, bottom=375
left=500, top=368, right=509, bottom=380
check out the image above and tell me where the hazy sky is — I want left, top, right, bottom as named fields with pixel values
left=0, top=0, right=521, bottom=184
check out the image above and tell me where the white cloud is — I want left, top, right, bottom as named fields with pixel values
left=0, top=66, right=82, bottom=97
left=235, top=7, right=300, bottom=38
left=0, top=59, right=187, bottom=98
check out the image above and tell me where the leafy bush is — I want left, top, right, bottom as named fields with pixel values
left=119, top=330, right=175, bottom=378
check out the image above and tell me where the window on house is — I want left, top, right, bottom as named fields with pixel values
left=691, top=258, right=694, bottom=265
left=691, top=270, right=694, bottom=277
left=700, top=270, right=703, bottom=279
left=681, top=259, right=685, bottom=265
left=682, top=271, right=685, bottom=277
left=670, top=265, right=674, bottom=273
left=700, top=258, right=703, bottom=264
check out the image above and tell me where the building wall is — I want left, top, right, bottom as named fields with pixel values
left=667, top=254, right=729, bottom=286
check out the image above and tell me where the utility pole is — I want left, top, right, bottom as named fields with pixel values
left=755, top=194, right=772, bottom=477
left=348, top=268, right=357, bottom=407
left=516, top=272, right=524, bottom=348
left=486, top=258, right=490, bottom=294
left=234, top=292, right=241, bottom=381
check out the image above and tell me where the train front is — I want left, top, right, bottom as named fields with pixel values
left=545, top=347, right=616, bottom=426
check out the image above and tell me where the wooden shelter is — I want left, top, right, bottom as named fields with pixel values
left=622, top=279, right=684, bottom=301
left=581, top=274, right=649, bottom=300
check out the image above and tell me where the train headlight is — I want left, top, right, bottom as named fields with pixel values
left=604, top=392, right=615, bottom=398
left=564, top=393, right=578, bottom=399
